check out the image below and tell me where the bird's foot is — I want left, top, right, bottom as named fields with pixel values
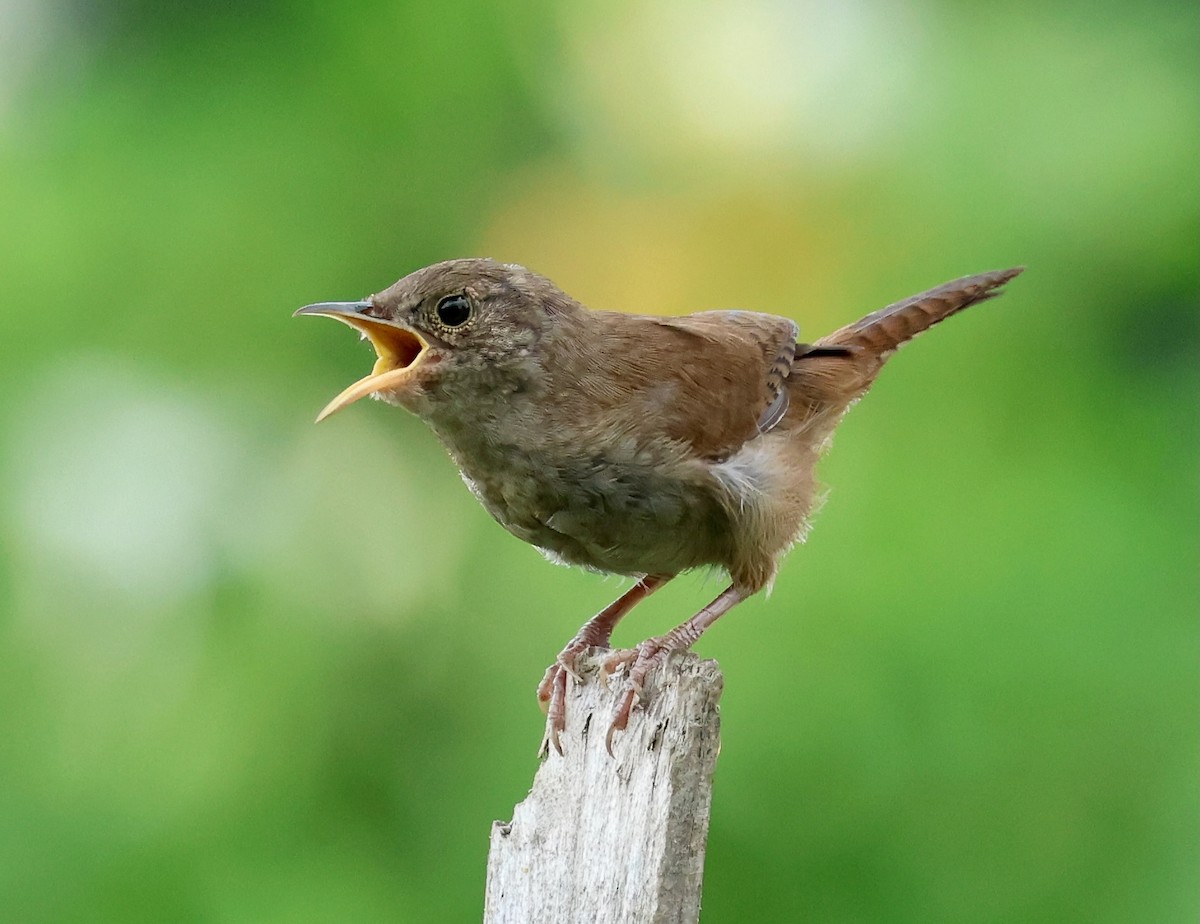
left=600, top=636, right=675, bottom=755
left=536, top=637, right=604, bottom=757
left=535, top=574, right=673, bottom=758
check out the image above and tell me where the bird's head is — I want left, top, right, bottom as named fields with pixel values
left=296, top=258, right=571, bottom=421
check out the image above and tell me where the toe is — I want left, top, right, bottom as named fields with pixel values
left=606, top=688, right=641, bottom=756
left=535, top=664, right=559, bottom=712
left=558, top=648, right=586, bottom=682
left=601, top=648, right=636, bottom=679
left=538, top=667, right=569, bottom=757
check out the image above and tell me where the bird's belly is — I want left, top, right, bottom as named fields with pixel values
left=453, top=444, right=732, bottom=576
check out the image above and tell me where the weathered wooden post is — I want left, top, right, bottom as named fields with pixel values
left=484, top=652, right=724, bottom=924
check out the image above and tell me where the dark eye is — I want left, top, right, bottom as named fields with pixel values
left=435, top=293, right=472, bottom=327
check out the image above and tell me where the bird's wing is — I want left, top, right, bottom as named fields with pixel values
left=548, top=307, right=852, bottom=462
left=637, top=310, right=801, bottom=460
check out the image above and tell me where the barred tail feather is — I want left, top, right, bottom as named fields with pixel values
left=818, top=267, right=1024, bottom=363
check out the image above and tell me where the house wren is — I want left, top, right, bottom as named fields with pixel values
left=296, top=259, right=1022, bottom=755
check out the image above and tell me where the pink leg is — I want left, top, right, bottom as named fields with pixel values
left=603, top=583, right=748, bottom=755
left=537, top=574, right=672, bottom=756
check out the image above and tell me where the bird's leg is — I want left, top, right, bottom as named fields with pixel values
left=602, top=583, right=748, bottom=755
left=537, top=574, right=672, bottom=756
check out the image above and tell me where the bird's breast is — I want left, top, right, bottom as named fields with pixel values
left=436, top=423, right=735, bottom=576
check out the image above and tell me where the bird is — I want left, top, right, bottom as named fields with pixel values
left=295, top=258, right=1023, bottom=756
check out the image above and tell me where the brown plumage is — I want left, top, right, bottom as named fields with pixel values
left=296, top=259, right=1023, bottom=755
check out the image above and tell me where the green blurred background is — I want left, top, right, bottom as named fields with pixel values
left=2, top=1, right=1196, bottom=921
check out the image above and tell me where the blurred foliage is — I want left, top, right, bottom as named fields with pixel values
left=1, top=0, right=1196, bottom=921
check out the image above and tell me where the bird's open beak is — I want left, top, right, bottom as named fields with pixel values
left=294, top=301, right=430, bottom=422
